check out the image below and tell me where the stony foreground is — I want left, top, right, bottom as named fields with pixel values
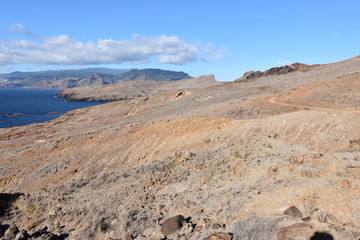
left=1, top=57, right=360, bottom=239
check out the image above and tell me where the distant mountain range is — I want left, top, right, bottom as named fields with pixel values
left=0, top=68, right=192, bottom=89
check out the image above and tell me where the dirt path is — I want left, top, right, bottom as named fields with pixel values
left=267, top=96, right=360, bottom=113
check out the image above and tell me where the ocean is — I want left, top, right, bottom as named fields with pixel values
left=0, top=88, right=106, bottom=128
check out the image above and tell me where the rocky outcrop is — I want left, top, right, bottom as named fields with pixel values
left=0, top=224, right=68, bottom=240
left=235, top=62, right=321, bottom=83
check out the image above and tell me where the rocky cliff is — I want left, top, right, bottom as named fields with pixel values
left=235, top=62, right=321, bottom=83
left=1, top=56, right=360, bottom=240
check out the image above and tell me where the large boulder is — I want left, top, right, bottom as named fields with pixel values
left=160, top=215, right=185, bottom=236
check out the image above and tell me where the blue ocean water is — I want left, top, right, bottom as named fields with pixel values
left=0, top=88, right=106, bottom=128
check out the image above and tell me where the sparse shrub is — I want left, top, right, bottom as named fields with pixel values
left=23, top=205, right=36, bottom=214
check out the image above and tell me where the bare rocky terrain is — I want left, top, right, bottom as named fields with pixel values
left=1, top=56, right=360, bottom=240
left=56, top=75, right=220, bottom=102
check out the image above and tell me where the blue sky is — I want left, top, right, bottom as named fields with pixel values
left=0, top=0, right=359, bottom=81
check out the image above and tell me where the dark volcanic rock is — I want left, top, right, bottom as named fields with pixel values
left=265, top=65, right=295, bottom=75
left=276, top=223, right=314, bottom=240
left=235, top=62, right=320, bottom=83
left=160, top=215, right=185, bottom=236
left=235, top=70, right=263, bottom=83
left=283, top=205, right=302, bottom=219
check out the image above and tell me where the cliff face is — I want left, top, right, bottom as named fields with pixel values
left=1, top=57, right=360, bottom=240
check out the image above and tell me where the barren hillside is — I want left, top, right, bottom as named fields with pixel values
left=0, top=57, right=360, bottom=240
left=57, top=75, right=220, bottom=102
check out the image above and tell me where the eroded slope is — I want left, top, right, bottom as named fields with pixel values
left=0, top=57, right=360, bottom=240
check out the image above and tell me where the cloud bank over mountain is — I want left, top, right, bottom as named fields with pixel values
left=0, top=24, right=226, bottom=67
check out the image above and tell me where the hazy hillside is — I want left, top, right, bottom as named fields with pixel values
left=116, top=68, right=191, bottom=82
left=57, top=75, right=219, bottom=102
left=0, top=68, right=191, bottom=89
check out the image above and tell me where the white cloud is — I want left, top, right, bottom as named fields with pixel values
left=1, top=25, right=226, bottom=66
left=202, top=43, right=227, bottom=62
left=333, top=34, right=340, bottom=40
left=7, top=24, right=41, bottom=39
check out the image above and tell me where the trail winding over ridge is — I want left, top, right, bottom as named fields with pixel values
left=267, top=96, right=360, bottom=114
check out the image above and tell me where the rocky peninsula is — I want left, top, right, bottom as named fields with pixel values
left=1, top=56, right=360, bottom=240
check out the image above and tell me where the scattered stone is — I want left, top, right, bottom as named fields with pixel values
left=160, top=215, right=184, bottom=236
left=30, top=232, right=56, bottom=240
left=124, top=233, right=133, bottom=240
left=211, top=223, right=223, bottom=230
left=301, top=169, right=320, bottom=178
left=15, top=230, right=29, bottom=240
left=175, top=152, right=194, bottom=164
left=313, top=211, right=329, bottom=223
left=173, top=91, right=184, bottom=100
left=338, top=179, right=350, bottom=188
left=287, top=155, right=305, bottom=165
left=146, top=179, right=154, bottom=187
left=350, top=231, right=360, bottom=240
left=229, top=216, right=282, bottom=240
left=276, top=223, right=314, bottom=240
left=203, top=232, right=233, bottom=240
left=267, top=166, right=278, bottom=176
left=283, top=206, right=302, bottom=219
left=4, top=224, right=19, bottom=239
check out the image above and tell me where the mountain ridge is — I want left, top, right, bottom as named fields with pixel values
left=0, top=68, right=191, bottom=89
left=56, top=74, right=219, bottom=102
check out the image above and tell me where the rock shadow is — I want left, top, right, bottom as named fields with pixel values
left=30, top=227, right=69, bottom=240
left=310, top=232, right=334, bottom=240
left=0, top=224, right=10, bottom=237
left=0, top=193, right=23, bottom=218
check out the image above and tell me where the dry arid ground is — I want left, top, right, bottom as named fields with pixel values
left=1, top=56, right=360, bottom=240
